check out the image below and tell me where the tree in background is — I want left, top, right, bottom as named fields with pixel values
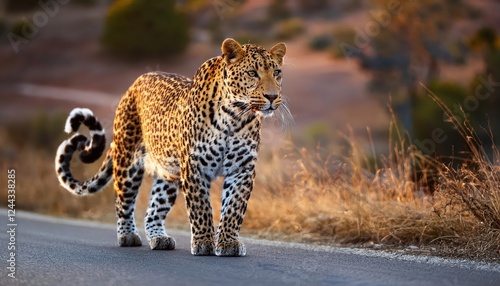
left=360, top=0, right=473, bottom=152
left=368, top=0, right=470, bottom=82
left=102, top=0, right=190, bottom=58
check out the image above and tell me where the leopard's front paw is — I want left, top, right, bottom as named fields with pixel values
left=215, top=240, right=246, bottom=257
left=118, top=233, right=142, bottom=247
left=148, top=235, right=176, bottom=250
left=191, top=239, right=215, bottom=256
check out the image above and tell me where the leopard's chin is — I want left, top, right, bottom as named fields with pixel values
left=256, top=108, right=275, bottom=118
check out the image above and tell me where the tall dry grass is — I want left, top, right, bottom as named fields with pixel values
left=246, top=136, right=499, bottom=261
left=0, top=107, right=498, bottom=262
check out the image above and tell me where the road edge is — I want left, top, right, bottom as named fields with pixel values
left=5, top=208, right=499, bottom=273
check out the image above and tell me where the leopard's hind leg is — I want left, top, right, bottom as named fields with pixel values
left=113, top=145, right=145, bottom=247
left=112, top=92, right=145, bottom=247
left=144, top=177, right=178, bottom=250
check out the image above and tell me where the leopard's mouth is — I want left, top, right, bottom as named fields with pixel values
left=232, top=101, right=276, bottom=117
left=255, top=106, right=277, bottom=117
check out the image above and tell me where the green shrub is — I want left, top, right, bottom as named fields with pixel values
left=469, top=51, right=500, bottom=144
left=10, top=19, right=31, bottom=38
left=101, top=0, right=190, bottom=58
left=484, top=49, right=500, bottom=76
left=470, top=27, right=496, bottom=50
left=413, top=81, right=487, bottom=156
left=5, top=0, right=39, bottom=12
left=275, top=18, right=305, bottom=40
left=302, top=122, right=333, bottom=147
left=330, top=25, right=356, bottom=59
left=268, top=0, right=291, bottom=21
left=309, top=34, right=331, bottom=51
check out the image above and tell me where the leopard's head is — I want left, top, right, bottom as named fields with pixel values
left=221, top=38, right=287, bottom=118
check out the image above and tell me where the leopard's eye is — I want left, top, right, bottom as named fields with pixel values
left=273, top=69, right=282, bottom=77
left=247, top=70, right=258, bottom=78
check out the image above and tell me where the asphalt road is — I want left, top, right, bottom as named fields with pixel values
left=1, top=210, right=499, bottom=286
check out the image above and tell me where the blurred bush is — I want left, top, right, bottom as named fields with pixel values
left=309, top=34, right=331, bottom=51
left=101, top=0, right=190, bottom=58
left=484, top=50, right=500, bottom=80
left=468, top=27, right=500, bottom=154
left=4, top=111, right=67, bottom=153
left=5, top=0, right=39, bottom=12
left=268, top=0, right=291, bottom=21
left=276, top=18, right=305, bottom=40
left=414, top=82, right=469, bottom=127
left=469, top=27, right=497, bottom=53
left=302, top=122, right=334, bottom=147
left=10, top=18, right=31, bottom=38
left=405, top=27, right=500, bottom=158
left=329, top=26, right=356, bottom=59
left=412, top=81, right=492, bottom=156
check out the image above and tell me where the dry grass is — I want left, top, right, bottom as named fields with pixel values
left=246, top=138, right=499, bottom=261
left=0, top=109, right=498, bottom=262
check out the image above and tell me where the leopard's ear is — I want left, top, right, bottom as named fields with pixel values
left=222, top=38, right=244, bottom=64
left=270, top=42, right=286, bottom=65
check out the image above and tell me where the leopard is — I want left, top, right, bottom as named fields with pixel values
left=54, top=38, right=287, bottom=257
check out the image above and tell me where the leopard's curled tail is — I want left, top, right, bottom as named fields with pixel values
left=55, top=108, right=113, bottom=195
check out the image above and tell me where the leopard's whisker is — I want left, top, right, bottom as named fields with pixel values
left=235, top=106, right=252, bottom=120
left=278, top=96, right=294, bottom=131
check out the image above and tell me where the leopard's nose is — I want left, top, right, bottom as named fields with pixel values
left=264, top=94, right=278, bottom=103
